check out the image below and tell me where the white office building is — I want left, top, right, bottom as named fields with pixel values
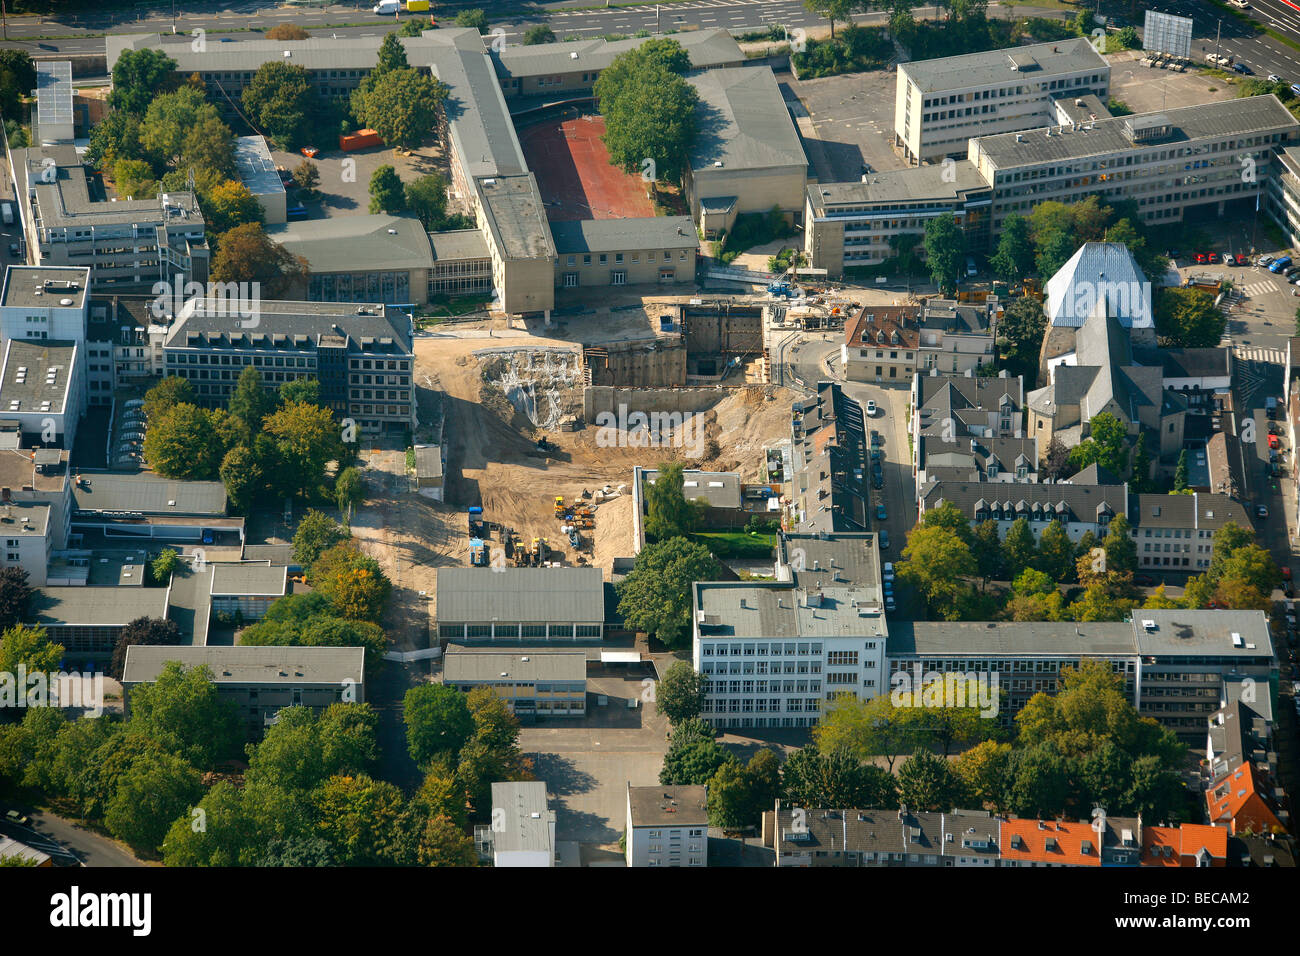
left=626, top=785, right=708, bottom=867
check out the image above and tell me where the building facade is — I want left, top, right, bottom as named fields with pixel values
left=626, top=784, right=708, bottom=867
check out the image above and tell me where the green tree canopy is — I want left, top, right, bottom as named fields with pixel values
left=923, top=212, right=965, bottom=295
left=655, top=660, right=708, bottom=725
left=404, top=683, right=475, bottom=768
left=109, top=48, right=179, bottom=115
left=615, top=537, right=721, bottom=647
left=242, top=61, right=318, bottom=151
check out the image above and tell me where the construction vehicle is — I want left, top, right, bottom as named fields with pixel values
left=469, top=538, right=488, bottom=567
left=553, top=496, right=566, bottom=518
left=566, top=526, right=582, bottom=549
left=468, top=506, right=485, bottom=537
left=503, top=527, right=515, bottom=561
left=536, top=435, right=558, bottom=454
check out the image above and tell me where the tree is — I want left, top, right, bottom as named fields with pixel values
left=220, top=445, right=265, bottom=513
left=1142, top=584, right=1183, bottom=609
left=369, top=164, right=405, bottom=215
left=180, top=115, right=237, bottom=179
left=1007, top=567, right=1065, bottom=621
left=203, top=179, right=264, bottom=236
left=524, top=24, right=558, bottom=44
left=242, top=61, right=317, bottom=151
left=266, top=23, right=310, bottom=40
left=1001, top=517, right=1038, bottom=581
left=1069, top=412, right=1129, bottom=475
left=311, top=773, right=408, bottom=866
left=660, top=738, right=734, bottom=786
left=1068, top=572, right=1138, bottom=622
left=616, top=537, right=721, bottom=647
left=293, top=510, right=350, bottom=570
left=897, top=749, right=967, bottom=812
left=144, top=376, right=195, bottom=425
left=335, top=467, right=364, bottom=522
left=262, top=399, right=344, bottom=499
left=1035, top=228, right=1078, bottom=280
left=109, top=48, right=178, bottom=115
left=1129, top=431, right=1153, bottom=493
left=455, top=8, right=490, bottom=33
left=897, top=524, right=976, bottom=619
left=280, top=378, right=321, bottom=406
left=309, top=543, right=392, bottom=622
left=814, top=693, right=917, bottom=772
left=595, top=47, right=700, bottom=183
left=405, top=172, right=450, bottom=230
left=355, top=68, right=447, bottom=151
left=104, top=617, right=180, bottom=682
left=210, top=222, right=309, bottom=298
left=404, top=684, right=474, bottom=768
left=644, top=461, right=707, bottom=540
left=655, top=661, right=708, bottom=725
left=1042, top=435, right=1071, bottom=481
left=970, top=519, right=1005, bottom=590
left=1036, top=520, right=1075, bottom=583
left=923, top=213, right=965, bottom=295
left=1174, top=448, right=1190, bottom=492
left=781, top=746, right=898, bottom=809
left=113, top=159, right=158, bottom=200
left=0, top=624, right=62, bottom=681
left=143, top=404, right=228, bottom=480
left=104, top=747, right=203, bottom=853
left=292, top=159, right=320, bottom=196
left=141, top=86, right=224, bottom=170
left=0, top=567, right=33, bottom=632
left=228, top=365, right=277, bottom=436
left=1154, top=287, right=1225, bottom=348
left=86, top=110, right=143, bottom=172
left=418, top=814, right=477, bottom=866
left=990, top=213, right=1035, bottom=282
left=151, top=548, right=180, bottom=586
left=127, top=661, right=241, bottom=769
left=999, top=295, right=1046, bottom=374
left=1102, top=513, right=1137, bottom=574
left=954, top=740, right=1013, bottom=814
left=803, top=0, right=858, bottom=37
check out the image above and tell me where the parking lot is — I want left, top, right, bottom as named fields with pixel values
left=269, top=141, right=455, bottom=222
left=1108, top=51, right=1235, bottom=115
left=779, top=67, right=908, bottom=184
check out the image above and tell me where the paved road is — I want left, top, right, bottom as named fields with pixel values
left=0, top=810, right=142, bottom=867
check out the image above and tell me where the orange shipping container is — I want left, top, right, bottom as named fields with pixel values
left=339, top=129, right=383, bottom=151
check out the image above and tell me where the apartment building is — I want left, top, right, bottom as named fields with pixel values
left=912, top=370, right=1032, bottom=499
left=770, top=805, right=999, bottom=867
left=443, top=646, right=588, bottom=717
left=625, top=785, right=708, bottom=867
left=435, top=567, right=605, bottom=644
left=474, top=782, right=557, bottom=867
left=1129, top=492, right=1252, bottom=571
left=1266, top=144, right=1300, bottom=248
left=0, top=338, right=84, bottom=449
left=842, top=306, right=919, bottom=384
left=805, top=161, right=993, bottom=276
left=8, top=144, right=207, bottom=290
left=970, top=96, right=1299, bottom=234
left=0, top=444, right=72, bottom=588
left=693, top=532, right=889, bottom=730
left=85, top=294, right=169, bottom=403
left=551, top=217, right=697, bottom=289
left=492, top=28, right=743, bottom=102
left=163, top=298, right=416, bottom=436
left=121, top=645, right=365, bottom=738
left=895, top=38, right=1110, bottom=165
left=685, top=66, right=808, bottom=238
left=789, top=382, right=869, bottom=533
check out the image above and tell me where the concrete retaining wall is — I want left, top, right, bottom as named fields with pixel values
left=584, top=384, right=756, bottom=420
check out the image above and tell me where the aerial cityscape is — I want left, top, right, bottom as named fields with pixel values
left=0, top=0, right=1295, bottom=900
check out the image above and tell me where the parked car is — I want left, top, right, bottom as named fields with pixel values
left=1269, top=256, right=1293, bottom=273
left=870, top=431, right=882, bottom=447
left=1195, top=252, right=1208, bottom=264
left=1269, top=422, right=1282, bottom=435
left=6, top=243, right=16, bottom=257
left=879, top=530, right=889, bottom=551
left=1133, top=574, right=1157, bottom=587
left=1270, top=73, right=1284, bottom=83
left=1208, top=252, right=1221, bottom=263
left=1283, top=266, right=1300, bottom=278
left=1258, top=254, right=1276, bottom=266
left=865, top=399, right=876, bottom=417
left=201, top=528, right=214, bottom=545
left=885, top=596, right=896, bottom=612
left=1283, top=566, right=1293, bottom=582
left=1233, top=63, right=1253, bottom=75
left=1257, top=505, right=1270, bottom=518
left=883, top=561, right=894, bottom=581
left=4, top=809, right=28, bottom=826
left=876, top=504, right=887, bottom=521
left=1270, top=434, right=1281, bottom=449
left=1164, top=249, right=1181, bottom=259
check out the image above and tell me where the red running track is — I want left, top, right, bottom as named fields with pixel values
left=517, top=114, right=655, bottom=222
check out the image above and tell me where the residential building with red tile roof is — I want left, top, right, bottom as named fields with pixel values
left=1141, top=824, right=1229, bottom=867
left=1206, top=761, right=1289, bottom=836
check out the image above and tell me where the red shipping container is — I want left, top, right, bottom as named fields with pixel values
left=339, top=129, right=383, bottom=151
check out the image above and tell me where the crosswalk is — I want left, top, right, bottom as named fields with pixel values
left=1235, top=346, right=1288, bottom=365
left=553, top=0, right=774, bottom=13
left=1240, top=279, right=1281, bottom=298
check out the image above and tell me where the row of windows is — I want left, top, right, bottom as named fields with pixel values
left=702, top=642, right=825, bottom=656
left=703, top=697, right=824, bottom=713
left=701, top=661, right=822, bottom=676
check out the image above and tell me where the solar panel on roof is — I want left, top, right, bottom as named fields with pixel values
left=35, top=61, right=73, bottom=128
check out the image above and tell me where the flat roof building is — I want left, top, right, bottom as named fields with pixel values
left=474, top=781, right=557, bottom=867
left=233, top=135, right=286, bottom=225
left=436, top=566, right=605, bottom=643
left=266, top=214, right=433, bottom=306
left=626, top=784, right=708, bottom=867
left=896, top=38, right=1110, bottom=165
left=444, top=646, right=587, bottom=717
left=0, top=338, right=83, bottom=449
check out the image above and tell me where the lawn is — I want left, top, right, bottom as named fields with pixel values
left=692, top=531, right=778, bottom=560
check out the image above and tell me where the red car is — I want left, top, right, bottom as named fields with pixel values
left=1195, top=253, right=1208, bottom=264
left=1208, top=252, right=1220, bottom=263
left=1269, top=434, right=1281, bottom=449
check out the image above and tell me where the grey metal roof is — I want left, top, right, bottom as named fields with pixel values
left=71, top=472, right=228, bottom=516
left=35, top=60, right=73, bottom=130
left=900, top=37, right=1108, bottom=94
left=694, top=581, right=887, bottom=640
left=550, top=216, right=696, bottom=254
left=477, top=174, right=555, bottom=261
left=779, top=531, right=881, bottom=595
left=28, top=586, right=169, bottom=627
left=1133, top=610, right=1274, bottom=659
left=921, top=479, right=1127, bottom=524
left=0, top=835, right=50, bottom=866
left=974, top=95, right=1298, bottom=169
left=627, top=784, right=708, bottom=828
left=492, top=28, right=743, bottom=80
left=444, top=646, right=587, bottom=683
left=1130, top=492, right=1250, bottom=532
left=241, top=543, right=296, bottom=568
left=688, top=66, right=807, bottom=172
left=488, top=781, right=555, bottom=855
left=436, top=567, right=604, bottom=623
left=209, top=562, right=288, bottom=597
left=0, top=266, right=90, bottom=310
left=1044, top=242, right=1152, bottom=329
left=808, top=160, right=991, bottom=214
left=886, top=619, right=1137, bottom=658
left=0, top=339, right=77, bottom=415
left=640, top=467, right=740, bottom=510
left=233, top=135, right=285, bottom=199
left=266, top=214, right=433, bottom=274
left=429, top=228, right=491, bottom=262
left=166, top=299, right=412, bottom=354
left=121, top=644, right=364, bottom=685
left=1137, top=347, right=1230, bottom=379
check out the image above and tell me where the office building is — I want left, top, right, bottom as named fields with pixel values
left=444, top=646, right=588, bottom=716
left=626, top=785, right=708, bottom=867
left=474, top=781, right=557, bottom=867
left=435, top=567, right=605, bottom=643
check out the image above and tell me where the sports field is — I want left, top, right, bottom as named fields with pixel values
left=517, top=113, right=655, bottom=222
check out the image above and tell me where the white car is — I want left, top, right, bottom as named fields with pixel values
left=1270, top=73, right=1284, bottom=83
left=865, top=399, right=877, bottom=417
left=1231, top=0, right=1250, bottom=8
left=883, top=561, right=895, bottom=582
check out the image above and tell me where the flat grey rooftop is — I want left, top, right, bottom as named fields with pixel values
left=234, top=135, right=285, bottom=198
left=477, top=174, right=555, bottom=261
left=429, top=228, right=491, bottom=262
left=551, top=216, right=696, bottom=254
left=627, top=784, right=708, bottom=828
left=436, top=567, right=604, bottom=623
left=1133, top=610, right=1273, bottom=659
left=35, top=60, right=73, bottom=131
left=488, top=781, right=554, bottom=855
left=780, top=531, right=881, bottom=594
left=809, top=160, right=990, bottom=213
left=900, top=37, right=1108, bottom=94
left=695, top=581, right=887, bottom=640
left=974, top=95, right=1298, bottom=169
left=0, top=266, right=90, bottom=310
left=266, top=214, right=433, bottom=274
left=886, top=620, right=1136, bottom=657
left=641, top=467, right=741, bottom=510
left=492, top=28, right=742, bottom=81
left=71, top=472, right=227, bottom=516
left=209, top=562, right=288, bottom=597
left=445, top=646, right=587, bottom=683
left=0, top=339, right=77, bottom=415
left=122, top=644, right=365, bottom=685
left=688, top=66, right=807, bottom=172
left=28, top=586, right=169, bottom=627
left=168, top=299, right=412, bottom=353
